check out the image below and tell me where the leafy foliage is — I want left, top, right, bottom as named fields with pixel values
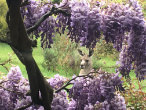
left=42, top=48, right=58, bottom=71
left=93, top=39, right=118, bottom=58
left=122, top=78, right=146, bottom=110
left=42, top=34, right=80, bottom=75
left=0, top=0, right=8, bottom=39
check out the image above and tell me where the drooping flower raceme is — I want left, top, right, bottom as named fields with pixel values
left=0, top=66, right=126, bottom=110
left=20, top=0, right=146, bottom=80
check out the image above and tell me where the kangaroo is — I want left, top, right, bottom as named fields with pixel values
left=78, top=49, right=94, bottom=76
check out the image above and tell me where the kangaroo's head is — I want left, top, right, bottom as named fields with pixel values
left=78, top=49, right=94, bottom=75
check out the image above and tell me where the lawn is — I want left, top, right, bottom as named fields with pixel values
left=0, top=41, right=145, bottom=92
left=0, top=42, right=58, bottom=78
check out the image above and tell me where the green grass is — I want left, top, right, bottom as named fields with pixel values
left=0, top=42, right=145, bottom=92
left=93, top=56, right=146, bottom=91
left=0, top=42, right=54, bottom=78
left=0, top=41, right=75, bottom=78
left=93, top=56, right=117, bottom=73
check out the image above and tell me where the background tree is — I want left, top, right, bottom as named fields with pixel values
left=0, top=0, right=8, bottom=39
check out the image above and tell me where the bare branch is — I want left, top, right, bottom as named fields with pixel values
left=20, top=0, right=30, bottom=7
left=0, top=39, right=11, bottom=45
left=53, top=7, right=71, bottom=16
left=0, top=65, right=9, bottom=71
left=0, top=39, right=26, bottom=65
left=26, top=7, right=54, bottom=34
left=0, top=53, right=12, bottom=71
left=16, top=102, right=33, bottom=110
left=0, top=79, right=32, bottom=110
left=0, top=80, right=10, bottom=85
left=55, top=72, right=94, bottom=93
left=27, top=6, right=70, bottom=34
left=0, top=85, right=24, bottom=95
left=0, top=57, right=12, bottom=66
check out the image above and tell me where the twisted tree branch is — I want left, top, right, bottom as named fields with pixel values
left=5, top=0, right=53, bottom=109
left=27, top=6, right=71, bottom=34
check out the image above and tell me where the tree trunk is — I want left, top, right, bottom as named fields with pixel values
left=6, top=0, right=53, bottom=109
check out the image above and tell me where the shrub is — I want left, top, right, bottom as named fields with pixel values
left=42, top=34, right=80, bottom=76
left=122, top=78, right=146, bottom=110
left=42, top=48, right=58, bottom=71
left=93, top=39, right=119, bottom=59
left=0, top=0, right=8, bottom=39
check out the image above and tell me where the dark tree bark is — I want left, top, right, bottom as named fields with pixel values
left=5, top=0, right=53, bottom=109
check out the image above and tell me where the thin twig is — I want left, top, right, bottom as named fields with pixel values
left=0, top=79, right=32, bottom=110
left=0, top=85, right=24, bottom=95
left=20, top=0, right=30, bottom=7
left=15, top=102, right=33, bottom=110
left=0, top=80, right=10, bottom=85
left=1, top=65, right=9, bottom=71
left=55, top=72, right=94, bottom=93
left=0, top=39, right=11, bottom=45
left=99, top=65, right=119, bottom=69
left=0, top=58, right=12, bottom=66
left=0, top=39, right=26, bottom=65
left=0, top=54, right=12, bottom=71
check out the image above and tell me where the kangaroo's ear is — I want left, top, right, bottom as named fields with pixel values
left=89, top=49, right=94, bottom=57
left=78, top=49, right=84, bottom=56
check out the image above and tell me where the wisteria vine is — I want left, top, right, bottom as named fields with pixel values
left=20, top=0, right=146, bottom=80
left=0, top=66, right=126, bottom=110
